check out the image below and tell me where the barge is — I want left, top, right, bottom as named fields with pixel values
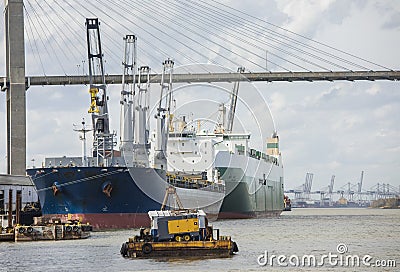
left=13, top=218, right=92, bottom=242
left=120, top=189, right=239, bottom=258
left=120, top=208, right=238, bottom=258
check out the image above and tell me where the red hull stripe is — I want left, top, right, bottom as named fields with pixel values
left=43, top=213, right=150, bottom=230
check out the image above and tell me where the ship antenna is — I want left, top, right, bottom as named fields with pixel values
left=73, top=118, right=92, bottom=167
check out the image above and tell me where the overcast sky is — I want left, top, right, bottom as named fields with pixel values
left=0, top=0, right=399, bottom=192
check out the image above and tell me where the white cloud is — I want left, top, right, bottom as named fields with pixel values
left=269, top=92, right=286, bottom=112
left=277, top=0, right=336, bottom=35
left=373, top=104, right=394, bottom=119
left=365, top=84, right=381, bottom=95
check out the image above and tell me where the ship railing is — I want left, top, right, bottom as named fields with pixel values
left=166, top=174, right=225, bottom=193
left=246, top=150, right=279, bottom=166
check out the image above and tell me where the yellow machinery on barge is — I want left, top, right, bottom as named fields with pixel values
left=120, top=187, right=238, bottom=258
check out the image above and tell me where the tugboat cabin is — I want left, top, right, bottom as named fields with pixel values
left=148, top=210, right=208, bottom=242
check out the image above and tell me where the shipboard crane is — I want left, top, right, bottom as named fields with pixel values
left=226, top=67, right=245, bottom=133
left=86, top=18, right=116, bottom=166
left=133, top=65, right=151, bottom=167
left=119, top=35, right=136, bottom=167
left=153, top=59, right=174, bottom=170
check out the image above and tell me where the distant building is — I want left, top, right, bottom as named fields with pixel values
left=0, top=174, right=38, bottom=214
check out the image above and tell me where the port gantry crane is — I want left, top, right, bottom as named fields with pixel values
left=285, top=172, right=314, bottom=201
left=314, top=175, right=336, bottom=206
left=293, top=172, right=313, bottom=200
left=337, top=170, right=364, bottom=201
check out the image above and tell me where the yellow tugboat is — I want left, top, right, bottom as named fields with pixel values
left=120, top=187, right=238, bottom=258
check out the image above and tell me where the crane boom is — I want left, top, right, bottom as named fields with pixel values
left=119, top=35, right=136, bottom=167
left=358, top=171, right=364, bottom=193
left=329, top=175, right=335, bottom=194
left=227, top=67, right=245, bottom=133
left=153, top=59, right=174, bottom=169
left=304, top=172, right=313, bottom=199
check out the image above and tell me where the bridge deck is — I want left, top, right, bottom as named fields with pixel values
left=1, top=70, right=399, bottom=89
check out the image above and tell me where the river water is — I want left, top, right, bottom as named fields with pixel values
left=1, top=208, right=399, bottom=271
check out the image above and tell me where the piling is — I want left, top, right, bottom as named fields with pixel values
left=7, top=189, right=12, bottom=227
left=16, top=191, right=21, bottom=225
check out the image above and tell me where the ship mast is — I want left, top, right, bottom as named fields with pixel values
left=119, top=35, right=136, bottom=167
left=153, top=59, right=174, bottom=170
left=86, top=18, right=116, bottom=167
left=73, top=119, right=92, bottom=167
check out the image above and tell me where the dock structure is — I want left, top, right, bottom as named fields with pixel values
left=0, top=174, right=38, bottom=229
left=1, top=219, right=92, bottom=242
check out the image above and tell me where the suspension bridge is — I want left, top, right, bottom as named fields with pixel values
left=2, top=0, right=400, bottom=175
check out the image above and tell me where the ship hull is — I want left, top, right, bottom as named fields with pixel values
left=27, top=150, right=284, bottom=228
left=39, top=213, right=150, bottom=229
left=216, top=151, right=284, bottom=219
left=27, top=166, right=222, bottom=230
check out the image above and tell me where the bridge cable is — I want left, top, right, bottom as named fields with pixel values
left=141, top=0, right=328, bottom=72
left=210, top=0, right=392, bottom=71
left=25, top=1, right=68, bottom=75
left=68, top=0, right=200, bottom=72
left=23, top=5, right=47, bottom=76
left=56, top=0, right=161, bottom=73
left=33, top=0, right=83, bottom=70
left=130, top=0, right=291, bottom=72
left=163, top=0, right=356, bottom=71
left=98, top=0, right=234, bottom=69
left=41, top=0, right=87, bottom=74
left=53, top=0, right=128, bottom=73
left=177, top=0, right=360, bottom=71
left=180, top=0, right=370, bottom=71
left=118, top=0, right=271, bottom=71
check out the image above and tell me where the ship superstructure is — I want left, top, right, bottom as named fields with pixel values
left=167, top=113, right=284, bottom=218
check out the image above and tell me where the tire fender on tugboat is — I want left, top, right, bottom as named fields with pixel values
left=142, top=243, right=153, bottom=254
